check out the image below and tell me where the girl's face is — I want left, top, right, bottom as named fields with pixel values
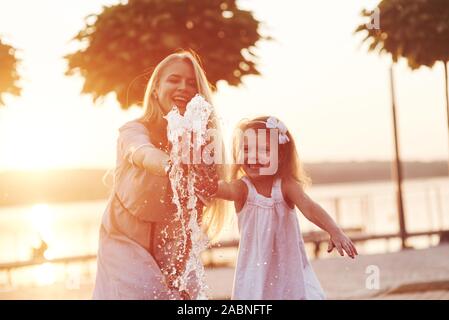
left=156, top=59, right=198, bottom=114
left=241, top=130, right=278, bottom=179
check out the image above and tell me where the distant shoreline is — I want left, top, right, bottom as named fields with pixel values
left=0, top=161, right=447, bottom=207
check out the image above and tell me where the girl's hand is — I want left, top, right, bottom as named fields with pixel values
left=327, top=230, right=358, bottom=259
left=193, top=163, right=219, bottom=199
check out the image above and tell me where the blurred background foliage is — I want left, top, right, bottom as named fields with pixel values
left=65, top=0, right=268, bottom=109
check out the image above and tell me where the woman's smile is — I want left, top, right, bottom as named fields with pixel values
left=172, top=94, right=191, bottom=109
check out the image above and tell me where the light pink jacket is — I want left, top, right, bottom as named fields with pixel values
left=93, top=120, right=200, bottom=299
left=106, top=120, right=180, bottom=253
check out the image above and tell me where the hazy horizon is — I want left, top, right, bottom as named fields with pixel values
left=0, top=158, right=447, bottom=174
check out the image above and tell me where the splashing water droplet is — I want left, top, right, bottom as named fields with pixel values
left=164, top=94, right=213, bottom=299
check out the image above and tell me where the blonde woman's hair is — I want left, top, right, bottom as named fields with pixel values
left=139, top=50, right=229, bottom=241
left=140, top=50, right=214, bottom=128
left=231, top=116, right=311, bottom=188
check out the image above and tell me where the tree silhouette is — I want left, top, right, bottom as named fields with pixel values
left=355, top=0, right=449, bottom=173
left=356, top=0, right=449, bottom=69
left=0, top=38, right=21, bottom=106
left=354, top=2, right=411, bottom=248
left=65, top=0, right=267, bottom=109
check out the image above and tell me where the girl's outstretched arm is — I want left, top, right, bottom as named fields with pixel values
left=215, top=180, right=246, bottom=202
left=283, top=177, right=358, bottom=259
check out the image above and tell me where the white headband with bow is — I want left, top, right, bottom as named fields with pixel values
left=265, top=116, right=290, bottom=144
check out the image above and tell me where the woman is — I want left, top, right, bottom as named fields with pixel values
left=93, top=51, right=227, bottom=300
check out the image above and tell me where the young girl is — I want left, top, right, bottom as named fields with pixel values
left=215, top=116, right=358, bottom=300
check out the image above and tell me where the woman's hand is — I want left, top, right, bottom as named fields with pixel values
left=327, top=230, right=358, bottom=259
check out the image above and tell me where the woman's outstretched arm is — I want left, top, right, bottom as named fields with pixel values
left=119, top=121, right=169, bottom=176
left=132, top=146, right=169, bottom=176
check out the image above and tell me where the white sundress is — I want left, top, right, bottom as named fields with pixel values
left=232, top=177, right=326, bottom=300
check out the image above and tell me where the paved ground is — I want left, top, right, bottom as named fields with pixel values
left=312, top=243, right=449, bottom=299
left=1, top=244, right=448, bottom=300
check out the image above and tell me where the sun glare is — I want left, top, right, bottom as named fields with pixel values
left=28, top=204, right=54, bottom=246
left=33, top=262, right=57, bottom=286
left=6, top=116, right=68, bottom=170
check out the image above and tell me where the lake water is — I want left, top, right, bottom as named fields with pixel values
left=1, top=177, right=448, bottom=287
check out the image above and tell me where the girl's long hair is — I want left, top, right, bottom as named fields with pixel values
left=139, top=50, right=229, bottom=241
left=231, top=116, right=311, bottom=188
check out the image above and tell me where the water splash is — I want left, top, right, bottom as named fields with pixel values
left=164, top=94, right=213, bottom=299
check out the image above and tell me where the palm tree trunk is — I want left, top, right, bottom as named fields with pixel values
left=445, top=61, right=449, bottom=175
left=390, top=65, right=407, bottom=249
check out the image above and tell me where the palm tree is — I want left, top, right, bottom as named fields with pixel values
left=65, top=0, right=268, bottom=109
left=0, top=37, right=21, bottom=106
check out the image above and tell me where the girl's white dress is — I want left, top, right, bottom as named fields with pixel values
left=232, top=177, right=325, bottom=300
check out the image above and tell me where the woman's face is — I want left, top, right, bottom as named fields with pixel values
left=156, top=59, right=198, bottom=114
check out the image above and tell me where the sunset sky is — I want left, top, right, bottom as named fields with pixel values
left=0, top=0, right=447, bottom=171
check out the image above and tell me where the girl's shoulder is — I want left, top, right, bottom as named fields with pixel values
left=233, top=178, right=249, bottom=213
left=235, top=177, right=249, bottom=192
left=232, top=178, right=249, bottom=200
